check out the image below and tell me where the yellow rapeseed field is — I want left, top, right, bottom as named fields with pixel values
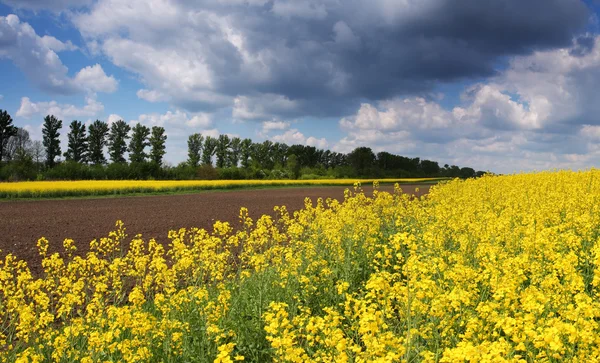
left=0, top=178, right=439, bottom=198
left=2, top=170, right=600, bottom=362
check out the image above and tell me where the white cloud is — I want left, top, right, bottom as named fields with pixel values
left=261, top=120, right=291, bottom=133
left=452, top=84, right=541, bottom=130
left=272, top=128, right=328, bottom=148
left=16, top=96, right=104, bottom=120
left=132, top=110, right=212, bottom=129
left=107, top=114, right=123, bottom=125
left=456, top=36, right=600, bottom=131
left=0, top=15, right=117, bottom=95
left=330, top=35, right=600, bottom=172
left=137, top=89, right=167, bottom=102
left=341, top=98, right=454, bottom=133
left=73, top=64, right=118, bottom=93
left=39, top=35, right=77, bottom=52
left=306, top=136, right=328, bottom=149
left=0, top=95, right=3, bottom=101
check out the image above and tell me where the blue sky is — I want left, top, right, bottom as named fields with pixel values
left=1, top=0, right=600, bottom=172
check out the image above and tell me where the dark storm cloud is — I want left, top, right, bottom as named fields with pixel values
left=199, top=0, right=590, bottom=109
left=69, top=0, right=591, bottom=118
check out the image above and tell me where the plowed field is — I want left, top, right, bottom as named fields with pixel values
left=0, top=184, right=429, bottom=274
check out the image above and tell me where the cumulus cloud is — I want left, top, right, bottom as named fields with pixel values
left=261, top=120, right=291, bottom=133
left=333, top=34, right=600, bottom=172
left=73, top=64, right=118, bottom=93
left=272, top=129, right=328, bottom=149
left=0, top=15, right=117, bottom=95
left=70, top=0, right=588, bottom=118
left=16, top=96, right=104, bottom=120
left=39, top=35, right=77, bottom=52
left=131, top=110, right=213, bottom=129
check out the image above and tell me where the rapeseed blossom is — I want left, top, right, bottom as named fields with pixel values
left=2, top=170, right=600, bottom=361
left=0, top=178, right=438, bottom=199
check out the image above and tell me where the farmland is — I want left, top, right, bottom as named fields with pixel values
left=0, top=184, right=429, bottom=276
left=0, top=178, right=441, bottom=199
left=2, top=170, right=600, bottom=362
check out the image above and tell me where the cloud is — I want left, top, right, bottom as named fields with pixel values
left=0, top=15, right=117, bottom=95
left=132, top=110, right=213, bottom=129
left=39, top=35, right=77, bottom=52
left=107, top=114, right=123, bottom=125
left=0, top=0, right=93, bottom=11
left=137, top=89, right=167, bottom=103
left=333, top=34, right=600, bottom=172
left=73, top=64, right=118, bottom=93
left=271, top=0, right=328, bottom=20
left=272, top=128, right=328, bottom=148
left=71, top=0, right=589, bottom=118
left=233, top=95, right=298, bottom=121
left=261, top=120, right=291, bottom=133
left=15, top=96, right=104, bottom=120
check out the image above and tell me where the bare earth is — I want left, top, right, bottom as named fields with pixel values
left=0, top=184, right=429, bottom=274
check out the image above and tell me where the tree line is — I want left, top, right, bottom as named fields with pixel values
left=0, top=110, right=485, bottom=181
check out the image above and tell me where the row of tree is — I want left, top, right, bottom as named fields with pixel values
left=0, top=110, right=485, bottom=181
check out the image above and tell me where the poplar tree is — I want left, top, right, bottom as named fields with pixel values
left=0, top=109, right=17, bottom=163
left=201, top=136, right=217, bottom=166
left=128, top=123, right=151, bottom=163
left=64, top=120, right=88, bottom=163
left=187, top=133, right=203, bottom=167
left=149, top=126, right=167, bottom=166
left=215, top=134, right=230, bottom=168
left=107, top=120, right=130, bottom=163
left=42, top=115, right=62, bottom=167
left=88, top=120, right=109, bottom=165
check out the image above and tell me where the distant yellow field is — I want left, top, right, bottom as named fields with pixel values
left=0, top=178, right=443, bottom=198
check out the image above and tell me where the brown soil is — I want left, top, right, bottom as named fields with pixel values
left=0, top=185, right=429, bottom=275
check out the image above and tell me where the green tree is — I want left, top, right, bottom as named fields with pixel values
left=42, top=115, right=62, bottom=167
left=215, top=134, right=231, bottom=168
left=272, top=142, right=288, bottom=167
left=240, top=138, right=252, bottom=169
left=202, top=136, right=217, bottom=166
left=129, top=123, right=151, bottom=163
left=459, top=167, right=476, bottom=179
left=108, top=120, right=131, bottom=163
left=347, top=147, right=375, bottom=176
left=64, top=120, right=88, bottom=163
left=287, top=153, right=300, bottom=179
left=0, top=109, right=17, bottom=163
left=187, top=133, right=204, bottom=167
left=88, top=120, right=109, bottom=165
left=251, top=140, right=274, bottom=169
left=228, top=137, right=241, bottom=167
left=149, top=126, right=167, bottom=166
left=420, top=159, right=440, bottom=176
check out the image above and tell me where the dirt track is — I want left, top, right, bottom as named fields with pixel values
left=0, top=185, right=429, bottom=274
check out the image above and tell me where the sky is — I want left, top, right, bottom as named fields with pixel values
left=1, top=0, right=600, bottom=173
